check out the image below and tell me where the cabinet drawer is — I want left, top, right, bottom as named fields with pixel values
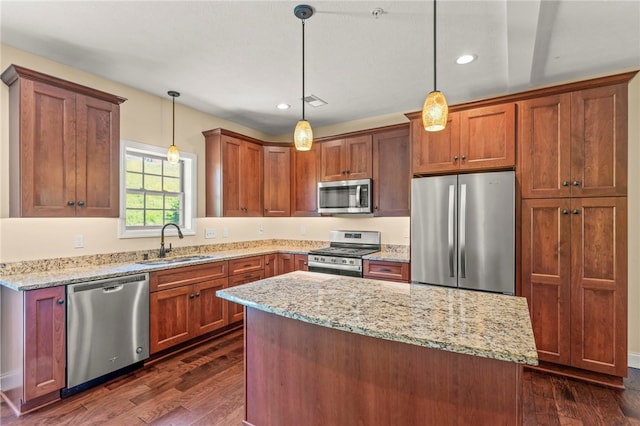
left=150, top=261, right=228, bottom=292
left=229, top=256, right=265, bottom=275
left=229, top=270, right=265, bottom=285
left=363, top=260, right=410, bottom=283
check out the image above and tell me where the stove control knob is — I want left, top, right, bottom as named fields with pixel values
left=349, top=260, right=355, bottom=265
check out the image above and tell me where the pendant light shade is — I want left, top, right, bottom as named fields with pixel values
left=422, top=0, right=448, bottom=132
left=167, top=90, right=180, bottom=164
left=293, top=4, right=314, bottom=151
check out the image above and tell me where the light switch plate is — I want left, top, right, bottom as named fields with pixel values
left=74, top=234, right=84, bottom=248
left=223, top=227, right=229, bottom=238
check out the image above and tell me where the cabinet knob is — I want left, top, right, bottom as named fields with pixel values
left=573, top=181, right=581, bottom=187
left=264, top=208, right=268, bottom=212
left=57, top=298, right=65, bottom=305
left=78, top=201, right=85, bottom=206
left=195, top=292, right=201, bottom=298
left=562, top=209, right=570, bottom=215
left=453, top=156, right=458, bottom=162
left=573, top=209, right=580, bottom=215
left=189, top=293, right=195, bottom=299
left=461, top=155, right=466, bottom=161
left=67, top=201, right=75, bottom=206
left=562, top=181, right=570, bottom=187
left=303, top=262, right=308, bottom=266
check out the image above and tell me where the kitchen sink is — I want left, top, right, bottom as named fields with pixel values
left=137, top=255, right=215, bottom=265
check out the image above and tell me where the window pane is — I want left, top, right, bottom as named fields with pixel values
left=145, top=210, right=163, bottom=226
left=126, top=172, right=143, bottom=190
left=165, top=210, right=181, bottom=224
left=126, top=193, right=144, bottom=208
left=126, top=209, right=144, bottom=226
left=144, top=157, right=163, bottom=175
left=126, top=155, right=143, bottom=173
left=144, top=175, right=162, bottom=191
left=163, top=176, right=181, bottom=192
left=146, top=194, right=164, bottom=210
left=164, top=161, right=181, bottom=178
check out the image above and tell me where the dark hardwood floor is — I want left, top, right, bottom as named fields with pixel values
left=2, top=329, right=640, bottom=425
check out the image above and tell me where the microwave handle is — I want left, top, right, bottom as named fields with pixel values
left=355, top=185, right=361, bottom=206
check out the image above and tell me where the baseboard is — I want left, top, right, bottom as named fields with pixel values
left=629, top=352, right=640, bottom=369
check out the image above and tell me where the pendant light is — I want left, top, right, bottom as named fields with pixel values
left=293, top=4, right=314, bottom=151
left=422, top=0, right=448, bottom=132
left=167, top=90, right=180, bottom=164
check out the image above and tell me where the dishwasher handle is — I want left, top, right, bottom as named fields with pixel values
left=103, top=285, right=124, bottom=293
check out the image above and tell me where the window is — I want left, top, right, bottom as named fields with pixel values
left=119, top=140, right=196, bottom=238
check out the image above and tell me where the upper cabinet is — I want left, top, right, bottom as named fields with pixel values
left=263, top=146, right=291, bottom=217
left=320, top=135, right=373, bottom=181
left=372, top=126, right=410, bottom=216
left=203, top=129, right=264, bottom=217
left=291, top=143, right=321, bottom=217
left=410, top=103, right=515, bottom=175
left=1, top=65, right=126, bottom=217
left=519, top=84, right=627, bottom=199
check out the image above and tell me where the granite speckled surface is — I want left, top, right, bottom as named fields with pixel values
left=217, top=271, right=538, bottom=366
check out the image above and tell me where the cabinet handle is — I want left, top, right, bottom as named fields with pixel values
left=303, top=262, right=308, bottom=266
left=453, top=156, right=458, bottom=162
left=346, top=170, right=351, bottom=174
left=562, top=209, right=570, bottom=215
left=264, top=208, right=268, bottom=212
left=573, top=209, right=580, bottom=215
left=461, top=155, right=466, bottom=161
left=244, top=274, right=253, bottom=278
left=573, top=180, right=581, bottom=187
left=78, top=201, right=85, bottom=206
left=265, top=261, right=270, bottom=265
left=57, top=298, right=65, bottom=305
left=195, top=292, right=201, bottom=297
left=189, top=293, right=195, bottom=299
left=380, top=268, right=392, bottom=272
left=562, top=181, right=570, bottom=187
left=67, top=201, right=75, bottom=206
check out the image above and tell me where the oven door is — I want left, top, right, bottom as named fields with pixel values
left=317, top=179, right=372, bottom=214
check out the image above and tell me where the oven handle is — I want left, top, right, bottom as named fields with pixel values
left=307, top=261, right=361, bottom=272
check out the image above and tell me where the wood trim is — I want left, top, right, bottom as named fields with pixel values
left=2, top=64, right=127, bottom=104
left=526, top=362, right=624, bottom=389
left=405, top=70, right=638, bottom=119
left=201, top=127, right=264, bottom=146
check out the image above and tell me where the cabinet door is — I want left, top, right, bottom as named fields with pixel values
left=519, top=94, right=572, bottom=199
left=363, top=260, right=409, bottom=283
left=372, top=127, right=410, bottom=216
left=264, top=253, right=277, bottom=277
left=294, top=255, right=309, bottom=271
left=75, top=95, right=120, bottom=217
left=24, top=287, right=66, bottom=400
left=459, top=104, right=515, bottom=171
left=291, top=144, right=321, bottom=216
left=570, top=85, right=627, bottom=197
left=570, top=197, right=627, bottom=376
left=263, top=146, right=291, bottom=216
left=344, top=135, right=373, bottom=180
left=521, top=199, right=572, bottom=366
left=411, top=113, right=460, bottom=175
left=150, top=286, right=192, bottom=354
left=193, top=278, right=227, bottom=336
left=242, top=141, right=264, bottom=216
left=320, top=139, right=346, bottom=181
left=18, top=80, right=77, bottom=217
left=277, top=253, right=295, bottom=274
left=228, top=271, right=265, bottom=323
left=222, top=136, right=244, bottom=216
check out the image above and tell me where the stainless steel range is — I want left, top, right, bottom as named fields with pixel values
left=308, top=230, right=381, bottom=277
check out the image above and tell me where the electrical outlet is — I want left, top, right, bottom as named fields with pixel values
left=223, top=227, right=229, bottom=238
left=258, top=224, right=264, bottom=235
left=205, top=228, right=216, bottom=239
left=300, top=225, right=306, bottom=236
left=74, top=234, right=84, bottom=248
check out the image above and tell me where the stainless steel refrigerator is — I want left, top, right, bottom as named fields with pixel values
left=411, top=171, right=515, bottom=294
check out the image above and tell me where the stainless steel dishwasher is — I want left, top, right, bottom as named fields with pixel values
left=65, top=273, right=149, bottom=395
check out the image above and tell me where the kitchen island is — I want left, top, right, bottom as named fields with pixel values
left=217, top=271, right=538, bottom=426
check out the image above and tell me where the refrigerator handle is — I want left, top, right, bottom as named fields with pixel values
left=460, top=183, right=467, bottom=279
left=448, top=185, right=455, bottom=277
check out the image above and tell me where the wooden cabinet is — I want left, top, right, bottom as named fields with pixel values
left=519, top=85, right=627, bottom=199
left=1, top=65, right=125, bottom=217
left=263, top=146, right=291, bottom=216
left=320, top=135, right=373, bottom=181
left=294, top=255, right=309, bottom=271
left=227, top=256, right=266, bottom=324
left=264, top=253, right=277, bottom=278
left=372, top=126, right=410, bottom=216
left=522, top=197, right=627, bottom=378
left=291, top=144, right=321, bottom=216
left=410, top=103, right=515, bottom=175
left=277, top=253, right=295, bottom=274
left=149, top=262, right=228, bottom=354
left=363, top=260, right=410, bottom=283
left=203, top=129, right=264, bottom=217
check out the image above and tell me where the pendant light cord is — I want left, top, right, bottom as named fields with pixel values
left=172, top=95, right=175, bottom=147
left=433, top=0, right=437, bottom=92
left=301, top=18, right=306, bottom=121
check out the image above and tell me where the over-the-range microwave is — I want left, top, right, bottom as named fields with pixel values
left=317, top=178, right=372, bottom=214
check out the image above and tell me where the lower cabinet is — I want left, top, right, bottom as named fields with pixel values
left=363, top=260, right=410, bottom=283
left=227, top=256, right=266, bottom=324
left=264, top=253, right=277, bottom=278
left=294, top=254, right=309, bottom=271
left=149, top=262, right=229, bottom=354
left=278, top=253, right=308, bottom=273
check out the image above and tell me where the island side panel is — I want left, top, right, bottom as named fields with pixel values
left=244, top=307, right=523, bottom=426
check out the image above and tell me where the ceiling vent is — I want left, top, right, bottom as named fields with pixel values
left=303, top=94, right=328, bottom=107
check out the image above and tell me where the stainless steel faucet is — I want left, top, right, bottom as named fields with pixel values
left=160, top=223, right=184, bottom=258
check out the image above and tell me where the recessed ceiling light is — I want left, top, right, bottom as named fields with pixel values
left=276, top=103, right=291, bottom=110
left=456, top=54, right=477, bottom=65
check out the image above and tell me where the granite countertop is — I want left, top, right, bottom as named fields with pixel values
left=363, top=250, right=410, bottom=262
left=217, top=271, right=538, bottom=366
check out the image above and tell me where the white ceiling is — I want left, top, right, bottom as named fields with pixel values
left=2, top=1, right=639, bottom=137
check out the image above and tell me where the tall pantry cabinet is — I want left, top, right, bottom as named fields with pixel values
left=519, top=77, right=631, bottom=384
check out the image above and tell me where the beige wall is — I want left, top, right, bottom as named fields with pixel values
left=628, top=73, right=639, bottom=358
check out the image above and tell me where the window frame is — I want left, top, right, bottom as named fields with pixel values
left=119, top=139, right=197, bottom=239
